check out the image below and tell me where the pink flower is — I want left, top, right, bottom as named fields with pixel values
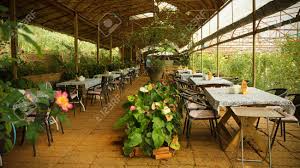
left=55, top=91, right=73, bottom=112
left=130, top=106, right=136, bottom=111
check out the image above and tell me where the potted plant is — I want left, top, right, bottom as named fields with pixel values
left=146, top=57, right=165, bottom=81
left=114, top=80, right=181, bottom=158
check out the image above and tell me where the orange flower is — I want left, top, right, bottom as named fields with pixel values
left=55, top=91, right=73, bottom=112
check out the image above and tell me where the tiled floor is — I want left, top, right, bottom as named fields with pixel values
left=2, top=76, right=300, bottom=168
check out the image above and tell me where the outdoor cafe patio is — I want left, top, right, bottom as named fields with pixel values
left=0, top=0, right=300, bottom=168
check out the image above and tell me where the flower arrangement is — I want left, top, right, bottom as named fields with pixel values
left=115, top=80, right=181, bottom=157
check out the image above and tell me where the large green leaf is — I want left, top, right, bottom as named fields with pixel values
left=166, top=122, right=174, bottom=134
left=152, top=128, right=165, bottom=149
left=114, top=112, right=131, bottom=128
left=152, top=116, right=165, bottom=129
left=127, top=129, right=142, bottom=147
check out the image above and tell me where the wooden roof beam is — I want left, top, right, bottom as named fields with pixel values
left=45, top=0, right=97, bottom=29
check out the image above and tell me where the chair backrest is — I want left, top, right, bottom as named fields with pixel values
left=287, top=94, right=300, bottom=120
left=266, top=88, right=288, bottom=98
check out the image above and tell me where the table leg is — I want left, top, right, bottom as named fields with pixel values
left=217, top=109, right=234, bottom=136
left=227, top=117, right=268, bottom=152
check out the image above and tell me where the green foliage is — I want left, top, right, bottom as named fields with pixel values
left=115, top=80, right=181, bottom=156
left=0, top=80, right=71, bottom=153
left=146, top=57, right=165, bottom=73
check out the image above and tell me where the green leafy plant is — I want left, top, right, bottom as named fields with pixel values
left=115, top=80, right=181, bottom=156
left=0, top=80, right=71, bottom=153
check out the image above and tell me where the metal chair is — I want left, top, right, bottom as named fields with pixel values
left=86, top=76, right=109, bottom=107
left=256, top=88, right=288, bottom=129
left=20, top=110, right=52, bottom=156
left=279, top=94, right=300, bottom=141
left=185, top=99, right=221, bottom=148
left=266, top=88, right=288, bottom=97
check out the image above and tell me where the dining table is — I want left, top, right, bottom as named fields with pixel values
left=56, top=78, right=102, bottom=90
left=180, top=73, right=203, bottom=81
left=203, top=87, right=295, bottom=151
left=189, top=77, right=234, bottom=88
left=93, top=73, right=121, bottom=79
left=56, top=78, right=102, bottom=111
left=177, top=69, right=192, bottom=74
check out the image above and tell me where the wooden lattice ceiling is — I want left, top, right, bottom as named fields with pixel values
left=0, top=0, right=227, bottom=48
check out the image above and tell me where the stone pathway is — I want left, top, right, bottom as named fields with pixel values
left=2, top=76, right=300, bottom=168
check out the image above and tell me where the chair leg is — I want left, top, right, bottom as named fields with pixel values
left=283, top=122, right=286, bottom=142
left=271, top=119, right=281, bottom=147
left=211, top=119, right=216, bottom=138
left=186, top=118, right=192, bottom=148
left=44, top=121, right=51, bottom=146
left=20, top=126, right=26, bottom=145
left=183, top=111, right=188, bottom=135
left=280, top=121, right=283, bottom=136
left=32, top=142, right=36, bottom=157
left=73, top=104, right=76, bottom=116
left=48, top=119, right=53, bottom=142
left=255, top=118, right=260, bottom=130
left=59, top=119, right=64, bottom=134
left=90, top=95, right=93, bottom=104
left=209, top=120, right=213, bottom=136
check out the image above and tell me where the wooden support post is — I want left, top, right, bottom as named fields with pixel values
left=96, top=29, right=100, bottom=64
left=74, top=12, right=79, bottom=74
left=9, top=0, right=18, bottom=80
left=122, top=44, right=125, bottom=63
left=252, top=0, right=256, bottom=87
left=130, top=46, right=133, bottom=62
left=217, top=11, right=220, bottom=77
left=201, top=26, right=203, bottom=73
left=110, top=35, right=112, bottom=63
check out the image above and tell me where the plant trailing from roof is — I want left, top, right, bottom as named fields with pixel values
left=114, top=80, right=181, bottom=157
left=128, top=12, right=193, bottom=49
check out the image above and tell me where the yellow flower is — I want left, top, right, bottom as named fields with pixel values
left=165, top=114, right=173, bottom=121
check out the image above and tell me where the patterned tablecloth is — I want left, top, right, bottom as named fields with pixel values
left=93, top=73, right=121, bottom=79
left=190, top=77, right=233, bottom=86
left=56, top=78, right=102, bottom=89
left=177, top=69, right=192, bottom=74
left=180, top=73, right=203, bottom=81
left=204, top=87, right=296, bottom=115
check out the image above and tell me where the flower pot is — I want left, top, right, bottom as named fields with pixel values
left=153, top=147, right=173, bottom=160
left=148, top=68, right=163, bottom=82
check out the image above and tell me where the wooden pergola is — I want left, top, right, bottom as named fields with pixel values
left=2, top=0, right=226, bottom=78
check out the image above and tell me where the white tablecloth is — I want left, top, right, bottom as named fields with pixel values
left=190, top=77, right=233, bottom=86
left=204, top=87, right=295, bottom=115
left=56, top=78, right=102, bottom=89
